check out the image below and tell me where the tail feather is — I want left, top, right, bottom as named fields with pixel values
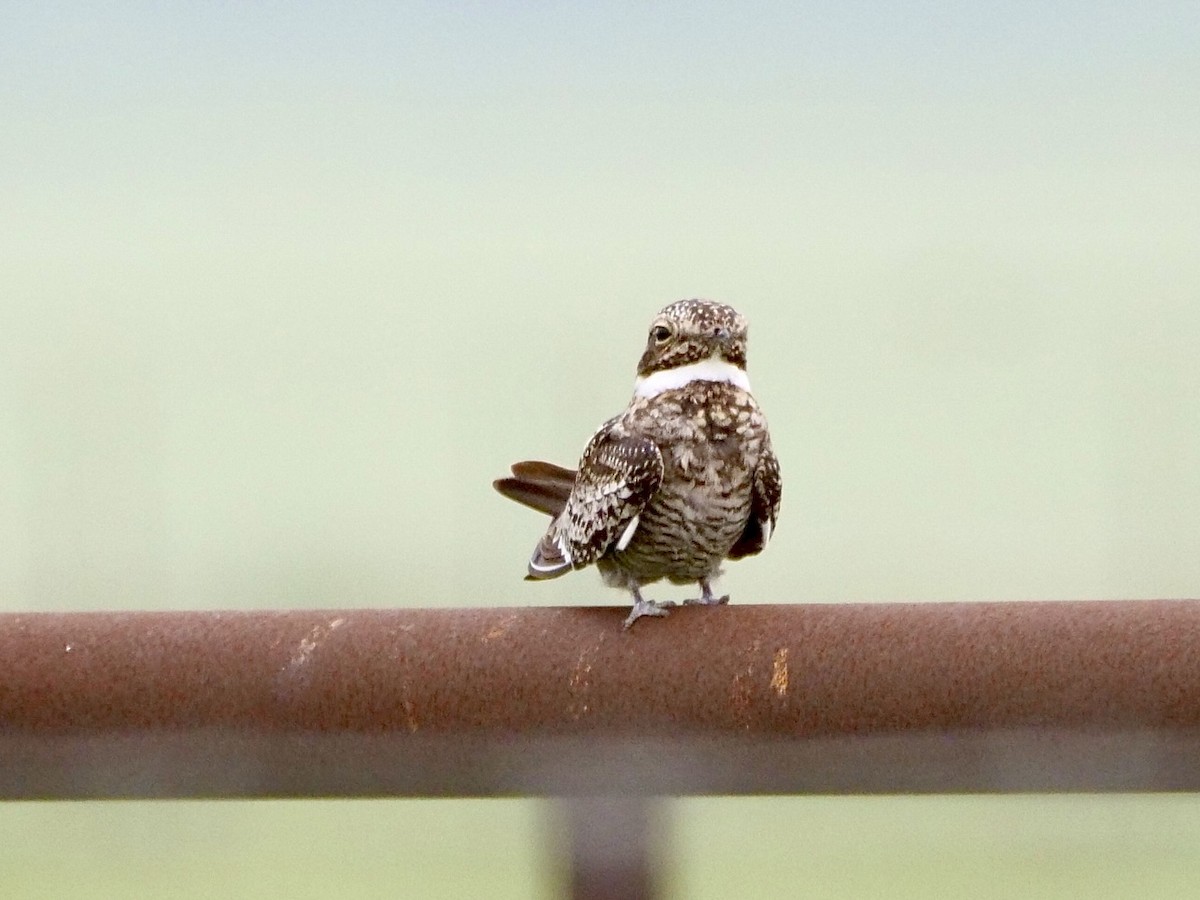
left=493, top=477, right=571, bottom=517
left=509, top=460, right=576, bottom=485
left=493, top=460, right=576, bottom=518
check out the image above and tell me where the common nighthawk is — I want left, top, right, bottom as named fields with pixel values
left=494, top=299, right=780, bottom=628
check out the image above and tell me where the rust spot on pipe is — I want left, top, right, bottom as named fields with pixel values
left=567, top=649, right=594, bottom=720
left=402, top=694, right=420, bottom=734
left=284, top=616, right=347, bottom=673
left=481, top=614, right=517, bottom=644
left=770, top=648, right=789, bottom=698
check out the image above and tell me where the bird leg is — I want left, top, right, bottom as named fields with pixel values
left=684, top=579, right=730, bottom=606
left=623, top=586, right=674, bottom=629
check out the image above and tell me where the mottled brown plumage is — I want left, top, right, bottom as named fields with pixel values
left=494, top=299, right=781, bottom=628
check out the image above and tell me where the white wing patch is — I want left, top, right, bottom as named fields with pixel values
left=528, top=533, right=574, bottom=575
left=529, top=425, right=663, bottom=574
left=634, top=356, right=752, bottom=399
left=556, top=533, right=574, bottom=565
left=615, top=514, right=640, bottom=552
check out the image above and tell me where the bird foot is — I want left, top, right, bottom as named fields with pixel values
left=685, top=582, right=729, bottom=606
left=683, top=594, right=729, bottom=606
left=623, top=598, right=675, bottom=629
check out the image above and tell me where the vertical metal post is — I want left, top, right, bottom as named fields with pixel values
left=557, top=796, right=663, bottom=900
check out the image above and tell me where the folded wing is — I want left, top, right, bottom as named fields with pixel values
left=727, top=439, right=781, bottom=560
left=525, top=422, right=663, bottom=579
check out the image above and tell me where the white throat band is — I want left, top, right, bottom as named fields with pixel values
left=633, top=357, right=752, bottom=399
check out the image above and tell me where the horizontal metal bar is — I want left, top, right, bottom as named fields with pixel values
left=2, top=601, right=1199, bottom=799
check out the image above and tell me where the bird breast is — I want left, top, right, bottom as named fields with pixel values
left=612, top=382, right=767, bottom=580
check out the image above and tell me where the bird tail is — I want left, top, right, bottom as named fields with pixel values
left=493, top=460, right=575, bottom=518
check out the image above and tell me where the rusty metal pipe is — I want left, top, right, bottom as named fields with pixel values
left=2, top=601, right=1200, bottom=798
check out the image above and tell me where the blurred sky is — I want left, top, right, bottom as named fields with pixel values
left=2, top=2, right=1198, bottom=614
left=2, top=4, right=1200, bottom=899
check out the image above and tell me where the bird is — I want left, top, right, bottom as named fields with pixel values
left=494, top=299, right=781, bottom=629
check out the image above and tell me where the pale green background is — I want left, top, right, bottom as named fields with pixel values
left=2, top=2, right=1199, bottom=897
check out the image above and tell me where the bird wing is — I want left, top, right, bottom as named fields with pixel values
left=727, top=438, right=781, bottom=560
left=526, top=421, right=663, bottom=579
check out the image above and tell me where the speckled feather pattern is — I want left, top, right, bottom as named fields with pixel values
left=520, top=299, right=781, bottom=594
left=593, top=380, right=775, bottom=588
left=635, top=299, right=749, bottom=375
left=530, top=424, right=664, bottom=572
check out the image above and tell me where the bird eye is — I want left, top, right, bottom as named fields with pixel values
left=651, top=324, right=673, bottom=344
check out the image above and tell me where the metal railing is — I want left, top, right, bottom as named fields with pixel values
left=4, top=600, right=1199, bottom=897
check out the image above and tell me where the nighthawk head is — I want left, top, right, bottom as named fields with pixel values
left=634, top=299, right=751, bottom=398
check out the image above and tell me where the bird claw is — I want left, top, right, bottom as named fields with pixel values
left=683, top=593, right=729, bottom=606
left=623, top=598, right=674, bottom=629
left=685, top=581, right=730, bottom=606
